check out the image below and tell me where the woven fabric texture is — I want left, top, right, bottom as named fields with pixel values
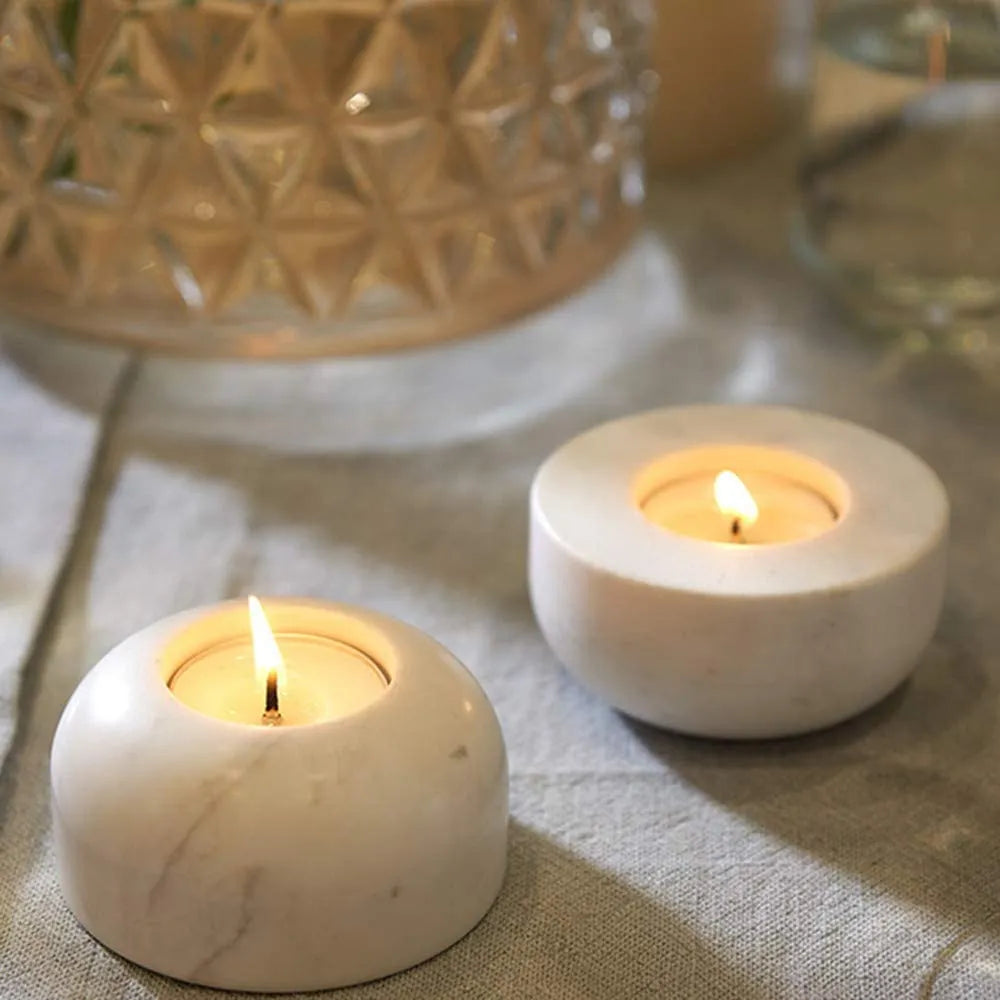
left=1, top=160, right=999, bottom=999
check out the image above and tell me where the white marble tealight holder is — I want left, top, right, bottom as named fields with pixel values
left=51, top=599, right=508, bottom=992
left=530, top=406, right=949, bottom=739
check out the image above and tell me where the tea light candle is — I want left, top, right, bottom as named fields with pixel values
left=643, top=468, right=838, bottom=544
left=51, top=598, right=508, bottom=992
left=168, top=597, right=388, bottom=726
left=529, top=406, right=948, bottom=739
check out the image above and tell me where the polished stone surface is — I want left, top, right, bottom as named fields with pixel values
left=51, top=601, right=507, bottom=992
left=530, top=405, right=948, bottom=738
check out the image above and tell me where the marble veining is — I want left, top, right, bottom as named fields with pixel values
left=189, top=866, right=264, bottom=980
left=51, top=601, right=510, bottom=992
left=147, top=740, right=277, bottom=912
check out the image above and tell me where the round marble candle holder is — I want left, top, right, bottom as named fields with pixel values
left=529, top=406, right=949, bottom=740
left=51, top=599, right=508, bottom=992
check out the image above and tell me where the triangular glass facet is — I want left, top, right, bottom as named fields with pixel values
left=211, top=121, right=314, bottom=213
left=339, top=17, right=440, bottom=117
left=144, top=131, right=242, bottom=224
left=455, top=0, right=537, bottom=110
left=208, top=20, right=308, bottom=120
left=88, top=17, right=183, bottom=116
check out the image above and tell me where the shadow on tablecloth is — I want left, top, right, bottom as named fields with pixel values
left=626, top=601, right=1000, bottom=996
left=22, top=822, right=772, bottom=1000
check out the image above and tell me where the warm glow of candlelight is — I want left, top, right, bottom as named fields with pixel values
left=249, top=595, right=286, bottom=695
left=714, top=470, right=759, bottom=531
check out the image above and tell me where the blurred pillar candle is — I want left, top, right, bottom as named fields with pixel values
left=647, top=0, right=785, bottom=170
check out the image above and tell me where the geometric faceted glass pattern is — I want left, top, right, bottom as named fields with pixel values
left=0, top=0, right=650, bottom=356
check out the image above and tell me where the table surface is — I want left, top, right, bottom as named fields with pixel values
left=2, top=145, right=999, bottom=1000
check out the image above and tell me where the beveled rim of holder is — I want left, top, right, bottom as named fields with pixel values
left=532, top=405, right=949, bottom=597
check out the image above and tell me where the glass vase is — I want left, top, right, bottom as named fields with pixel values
left=794, top=0, right=1000, bottom=370
left=0, top=0, right=650, bottom=356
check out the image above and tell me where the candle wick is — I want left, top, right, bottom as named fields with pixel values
left=730, top=517, right=747, bottom=544
left=263, top=668, right=281, bottom=726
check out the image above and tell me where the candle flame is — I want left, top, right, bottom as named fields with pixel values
left=714, top=470, right=759, bottom=528
left=248, top=596, right=286, bottom=691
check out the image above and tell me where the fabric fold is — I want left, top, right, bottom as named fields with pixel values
left=0, top=333, right=126, bottom=773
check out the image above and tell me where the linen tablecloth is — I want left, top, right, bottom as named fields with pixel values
left=2, top=152, right=1000, bottom=1000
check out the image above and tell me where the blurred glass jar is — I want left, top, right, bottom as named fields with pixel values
left=0, top=0, right=650, bottom=358
left=795, top=0, right=1000, bottom=362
